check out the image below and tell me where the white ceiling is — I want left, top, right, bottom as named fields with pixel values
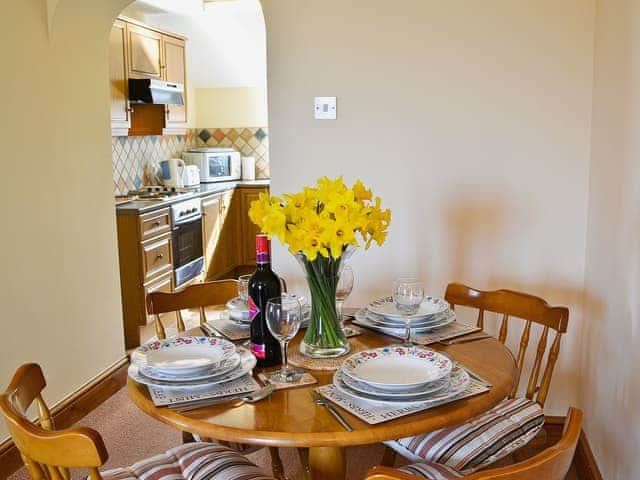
left=122, top=0, right=266, bottom=88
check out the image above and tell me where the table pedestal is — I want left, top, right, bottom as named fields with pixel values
left=309, top=446, right=346, bottom=480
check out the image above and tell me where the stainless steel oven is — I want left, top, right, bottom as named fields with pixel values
left=171, top=198, right=204, bottom=287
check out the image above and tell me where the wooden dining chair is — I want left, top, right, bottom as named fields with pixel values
left=368, top=407, right=582, bottom=480
left=146, top=279, right=238, bottom=340
left=382, top=283, right=569, bottom=474
left=146, top=279, right=289, bottom=480
left=0, top=363, right=275, bottom=480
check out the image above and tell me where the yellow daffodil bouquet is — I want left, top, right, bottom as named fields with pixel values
left=249, top=176, right=391, bottom=358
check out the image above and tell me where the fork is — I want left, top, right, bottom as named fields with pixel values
left=311, top=391, right=354, bottom=432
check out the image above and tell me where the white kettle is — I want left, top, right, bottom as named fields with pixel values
left=159, top=158, right=186, bottom=188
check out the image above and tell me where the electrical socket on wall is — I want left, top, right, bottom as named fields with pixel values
left=314, top=97, right=337, bottom=120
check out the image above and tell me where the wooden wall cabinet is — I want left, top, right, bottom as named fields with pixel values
left=109, top=20, right=131, bottom=136
left=109, top=17, right=188, bottom=137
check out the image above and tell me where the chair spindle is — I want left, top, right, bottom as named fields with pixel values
left=176, top=310, right=186, bottom=332
left=536, top=331, right=562, bottom=407
left=36, top=395, right=54, bottom=431
left=154, top=314, right=166, bottom=340
left=498, top=313, right=509, bottom=343
left=526, top=326, right=549, bottom=400
left=477, top=308, right=485, bottom=329
left=199, top=306, right=207, bottom=325
left=512, top=320, right=532, bottom=397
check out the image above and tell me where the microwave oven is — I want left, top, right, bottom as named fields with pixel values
left=182, top=148, right=242, bottom=183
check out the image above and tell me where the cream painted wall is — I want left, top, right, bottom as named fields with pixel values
left=0, top=0, right=129, bottom=440
left=195, top=87, right=268, bottom=127
left=581, top=1, right=640, bottom=478
left=262, top=0, right=595, bottom=415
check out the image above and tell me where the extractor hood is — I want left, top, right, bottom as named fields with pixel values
left=128, top=79, right=184, bottom=105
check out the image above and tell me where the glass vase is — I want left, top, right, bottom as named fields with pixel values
left=296, top=248, right=355, bottom=358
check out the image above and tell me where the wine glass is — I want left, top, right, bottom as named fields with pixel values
left=237, top=274, right=252, bottom=302
left=336, top=266, right=354, bottom=336
left=266, top=294, right=303, bottom=382
left=392, top=278, right=425, bottom=346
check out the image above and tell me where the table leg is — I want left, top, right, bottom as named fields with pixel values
left=309, top=446, right=346, bottom=480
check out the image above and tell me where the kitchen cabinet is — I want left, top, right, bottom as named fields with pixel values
left=109, top=17, right=188, bottom=136
left=126, top=23, right=163, bottom=79
left=163, top=35, right=188, bottom=133
left=109, top=20, right=130, bottom=136
left=239, top=187, right=265, bottom=265
left=202, top=191, right=237, bottom=280
left=117, top=207, right=174, bottom=349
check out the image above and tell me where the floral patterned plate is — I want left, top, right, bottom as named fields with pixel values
left=341, top=346, right=453, bottom=391
left=367, top=296, right=449, bottom=321
left=333, top=365, right=469, bottom=404
left=131, top=336, right=237, bottom=376
left=128, top=347, right=256, bottom=389
left=340, top=368, right=449, bottom=398
left=140, top=353, right=241, bottom=382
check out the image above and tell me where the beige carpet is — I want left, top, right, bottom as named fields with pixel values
left=8, top=387, right=405, bottom=480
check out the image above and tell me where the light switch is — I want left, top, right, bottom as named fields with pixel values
left=314, top=97, right=337, bottom=120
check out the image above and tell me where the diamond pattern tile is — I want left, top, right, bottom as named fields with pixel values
left=112, top=126, right=269, bottom=195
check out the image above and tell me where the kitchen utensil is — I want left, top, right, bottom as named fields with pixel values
left=311, top=391, right=354, bottom=431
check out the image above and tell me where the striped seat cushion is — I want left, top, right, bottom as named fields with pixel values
left=99, top=442, right=275, bottom=480
left=386, top=397, right=544, bottom=474
left=398, top=462, right=463, bottom=480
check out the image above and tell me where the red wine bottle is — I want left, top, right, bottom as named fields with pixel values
left=249, top=234, right=282, bottom=367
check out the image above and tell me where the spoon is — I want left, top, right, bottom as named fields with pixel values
left=171, top=383, right=275, bottom=413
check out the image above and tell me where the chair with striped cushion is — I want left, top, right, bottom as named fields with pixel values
left=383, top=283, right=569, bottom=475
left=0, top=363, right=276, bottom=480
left=368, top=407, right=582, bottom=480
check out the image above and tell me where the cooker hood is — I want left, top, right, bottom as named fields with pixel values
left=128, top=78, right=184, bottom=105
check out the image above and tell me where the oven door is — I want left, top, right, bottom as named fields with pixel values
left=172, top=217, right=204, bottom=287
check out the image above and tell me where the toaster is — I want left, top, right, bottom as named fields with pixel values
left=182, top=165, right=201, bottom=187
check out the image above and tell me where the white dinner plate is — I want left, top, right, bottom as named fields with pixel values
left=128, top=347, right=256, bottom=389
left=139, top=352, right=241, bottom=382
left=362, top=309, right=456, bottom=328
left=354, top=309, right=455, bottom=333
left=340, top=369, right=449, bottom=398
left=333, top=366, right=470, bottom=404
left=367, top=296, right=449, bottom=321
left=341, top=346, right=453, bottom=391
left=131, top=337, right=237, bottom=376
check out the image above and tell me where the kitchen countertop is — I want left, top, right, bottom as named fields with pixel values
left=116, top=179, right=270, bottom=215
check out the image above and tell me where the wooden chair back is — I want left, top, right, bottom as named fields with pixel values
left=146, top=279, right=238, bottom=340
left=444, top=283, right=569, bottom=407
left=367, top=407, right=583, bottom=480
left=0, top=364, right=108, bottom=480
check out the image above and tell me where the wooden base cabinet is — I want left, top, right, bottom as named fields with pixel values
left=238, top=187, right=266, bottom=265
left=117, top=208, right=174, bottom=349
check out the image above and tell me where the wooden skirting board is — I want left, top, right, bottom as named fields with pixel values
left=0, top=372, right=603, bottom=480
left=0, top=357, right=129, bottom=479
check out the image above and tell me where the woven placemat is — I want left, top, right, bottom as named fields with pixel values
left=288, top=336, right=370, bottom=371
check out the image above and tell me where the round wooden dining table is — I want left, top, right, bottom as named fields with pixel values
left=128, top=327, right=518, bottom=480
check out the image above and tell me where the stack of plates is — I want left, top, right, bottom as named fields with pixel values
left=128, top=336, right=256, bottom=389
left=333, top=346, right=470, bottom=404
left=355, top=296, right=455, bottom=334
left=225, top=296, right=312, bottom=327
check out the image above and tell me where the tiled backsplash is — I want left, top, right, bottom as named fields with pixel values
left=112, top=127, right=269, bottom=196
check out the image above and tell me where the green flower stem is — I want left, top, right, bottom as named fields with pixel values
left=301, top=254, right=347, bottom=349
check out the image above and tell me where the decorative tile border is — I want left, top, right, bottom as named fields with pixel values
left=195, top=127, right=270, bottom=179
left=112, top=127, right=269, bottom=196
